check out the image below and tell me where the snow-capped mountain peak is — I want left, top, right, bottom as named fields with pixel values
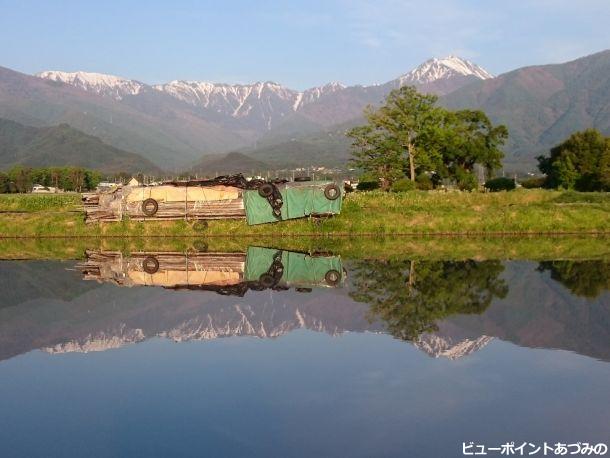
left=36, top=70, right=146, bottom=100
left=398, top=56, right=493, bottom=86
left=35, top=56, right=491, bottom=130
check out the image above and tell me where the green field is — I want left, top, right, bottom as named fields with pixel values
left=0, top=189, right=608, bottom=239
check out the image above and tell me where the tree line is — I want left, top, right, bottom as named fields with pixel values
left=0, top=166, right=102, bottom=193
left=349, top=85, right=609, bottom=192
left=348, top=259, right=609, bottom=342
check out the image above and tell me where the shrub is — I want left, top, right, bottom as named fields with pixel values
left=391, top=178, right=416, bottom=192
left=356, top=181, right=380, bottom=191
left=484, top=177, right=516, bottom=192
left=456, top=170, right=479, bottom=191
left=520, top=176, right=546, bottom=189
left=415, top=174, right=433, bottom=190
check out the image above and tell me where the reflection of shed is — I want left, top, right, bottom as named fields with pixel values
left=79, top=251, right=246, bottom=288
left=244, top=247, right=343, bottom=288
left=128, top=177, right=141, bottom=187
left=77, top=248, right=344, bottom=295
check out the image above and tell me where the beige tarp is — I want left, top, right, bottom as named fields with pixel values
left=124, top=185, right=240, bottom=203
left=128, top=269, right=242, bottom=287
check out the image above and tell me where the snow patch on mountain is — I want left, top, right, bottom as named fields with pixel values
left=296, top=82, right=346, bottom=110
left=414, top=334, right=493, bottom=359
left=42, top=327, right=145, bottom=354
left=397, top=56, right=493, bottom=86
left=36, top=70, right=146, bottom=100
left=153, top=80, right=345, bottom=116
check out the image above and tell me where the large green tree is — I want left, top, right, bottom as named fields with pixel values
left=538, top=129, right=610, bottom=191
left=348, top=86, right=442, bottom=187
left=348, top=86, right=507, bottom=189
left=435, top=109, right=508, bottom=178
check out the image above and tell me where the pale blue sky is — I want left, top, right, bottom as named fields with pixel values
left=1, top=0, right=609, bottom=89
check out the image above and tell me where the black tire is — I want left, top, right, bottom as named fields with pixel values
left=142, top=256, right=159, bottom=274
left=259, top=273, right=276, bottom=289
left=325, top=269, right=341, bottom=286
left=141, top=198, right=158, bottom=217
left=258, top=183, right=274, bottom=198
left=323, top=183, right=341, bottom=200
left=294, top=176, right=312, bottom=182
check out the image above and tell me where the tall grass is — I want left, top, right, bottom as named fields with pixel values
left=0, top=193, right=81, bottom=212
left=0, top=189, right=608, bottom=238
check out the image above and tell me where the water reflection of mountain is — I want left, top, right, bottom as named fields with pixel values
left=441, top=261, right=610, bottom=360
left=0, top=258, right=608, bottom=363
left=0, top=261, right=96, bottom=310
left=0, top=270, right=375, bottom=362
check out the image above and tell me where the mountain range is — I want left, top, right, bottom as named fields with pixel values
left=0, top=118, right=159, bottom=173
left=0, top=51, right=608, bottom=172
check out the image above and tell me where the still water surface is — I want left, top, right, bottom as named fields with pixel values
left=0, top=249, right=609, bottom=457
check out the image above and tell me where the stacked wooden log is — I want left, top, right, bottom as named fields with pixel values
left=82, top=189, right=124, bottom=222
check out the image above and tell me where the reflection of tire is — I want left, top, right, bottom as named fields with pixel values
left=295, top=287, right=313, bottom=293
left=143, top=256, right=159, bottom=274
left=142, top=198, right=158, bottom=216
left=258, top=183, right=274, bottom=197
left=193, top=240, right=208, bottom=252
left=259, top=273, right=276, bottom=288
left=323, top=183, right=341, bottom=200
left=294, top=176, right=311, bottom=182
left=325, top=269, right=341, bottom=286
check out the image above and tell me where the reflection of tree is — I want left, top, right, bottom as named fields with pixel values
left=349, top=260, right=508, bottom=340
left=538, top=261, right=610, bottom=298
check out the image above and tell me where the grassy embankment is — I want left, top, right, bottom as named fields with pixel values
left=0, top=234, right=608, bottom=261
left=0, top=189, right=608, bottom=238
left=0, top=190, right=608, bottom=261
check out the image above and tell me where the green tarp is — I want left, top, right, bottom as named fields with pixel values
left=244, top=247, right=343, bottom=288
left=244, top=181, right=342, bottom=225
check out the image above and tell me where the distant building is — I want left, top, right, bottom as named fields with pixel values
left=96, top=182, right=120, bottom=192
left=128, top=177, right=142, bottom=187
left=32, top=184, right=60, bottom=194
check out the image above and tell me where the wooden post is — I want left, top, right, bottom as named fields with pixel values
left=184, top=184, right=188, bottom=221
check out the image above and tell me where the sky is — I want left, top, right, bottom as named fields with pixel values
left=1, top=0, right=609, bottom=90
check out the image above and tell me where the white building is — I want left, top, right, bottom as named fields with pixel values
left=32, top=184, right=60, bottom=194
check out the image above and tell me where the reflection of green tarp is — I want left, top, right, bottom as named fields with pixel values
left=244, top=247, right=343, bottom=287
left=244, top=181, right=342, bottom=225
